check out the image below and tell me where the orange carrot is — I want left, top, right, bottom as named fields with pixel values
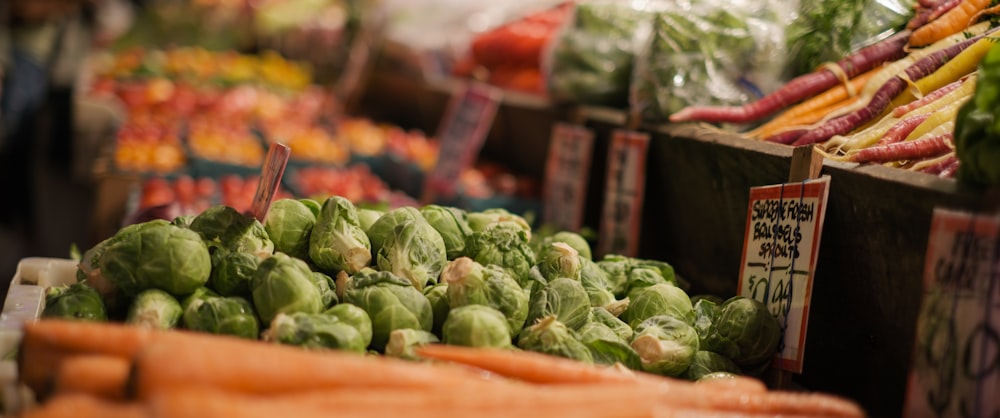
left=748, top=96, right=860, bottom=140
left=769, top=69, right=877, bottom=122
left=50, top=355, right=131, bottom=401
left=129, top=333, right=503, bottom=400
left=908, top=0, right=991, bottom=47
left=18, top=394, right=146, bottom=418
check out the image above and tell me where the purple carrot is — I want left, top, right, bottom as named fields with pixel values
left=764, top=129, right=807, bottom=145
left=919, top=0, right=943, bottom=7
left=877, top=113, right=930, bottom=146
left=917, top=153, right=958, bottom=174
left=668, top=29, right=913, bottom=124
left=849, top=133, right=953, bottom=164
left=792, top=31, right=990, bottom=146
left=939, top=158, right=961, bottom=178
left=908, top=0, right=960, bottom=29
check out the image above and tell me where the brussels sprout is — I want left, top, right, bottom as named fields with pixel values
left=442, top=257, right=529, bottom=336
left=252, top=253, right=325, bottom=323
left=323, top=303, right=373, bottom=348
left=623, top=283, right=694, bottom=329
left=684, top=350, right=741, bottom=381
left=189, top=205, right=274, bottom=257
left=692, top=298, right=720, bottom=345
left=442, top=305, right=512, bottom=348
left=420, top=205, right=473, bottom=260
left=576, top=321, right=641, bottom=369
left=342, top=270, right=433, bottom=351
left=527, top=277, right=591, bottom=331
left=309, top=196, right=372, bottom=274
left=100, top=221, right=212, bottom=297
left=264, top=199, right=316, bottom=260
left=365, top=207, right=423, bottom=257
left=623, top=267, right=667, bottom=299
left=208, top=249, right=259, bottom=298
left=548, top=231, right=592, bottom=260
left=385, top=329, right=440, bottom=360
left=126, top=288, right=182, bottom=329
left=580, top=259, right=615, bottom=307
left=312, top=271, right=338, bottom=308
left=77, top=224, right=152, bottom=315
left=181, top=286, right=219, bottom=311
left=596, top=254, right=631, bottom=297
left=182, top=295, right=260, bottom=339
left=263, top=312, right=367, bottom=352
left=299, top=198, right=322, bottom=217
left=357, top=208, right=384, bottom=234
left=517, top=316, right=593, bottom=363
left=42, top=283, right=107, bottom=321
left=171, top=215, right=195, bottom=228
left=700, top=296, right=780, bottom=367
left=466, top=209, right=532, bottom=237
left=423, top=282, right=450, bottom=336
left=632, top=259, right=676, bottom=286
left=591, top=306, right=633, bottom=342
left=376, top=219, right=448, bottom=291
left=536, top=242, right=582, bottom=281
left=631, top=315, right=700, bottom=377
left=598, top=255, right=678, bottom=298
left=465, top=222, right=536, bottom=283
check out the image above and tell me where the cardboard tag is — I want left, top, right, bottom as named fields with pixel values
left=423, top=83, right=502, bottom=201
left=904, top=208, right=1000, bottom=418
left=738, top=176, right=831, bottom=373
left=542, top=123, right=595, bottom=231
left=597, top=130, right=649, bottom=257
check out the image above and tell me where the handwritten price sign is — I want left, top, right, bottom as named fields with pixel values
left=424, top=83, right=502, bottom=200
left=542, top=123, right=595, bottom=232
left=738, top=176, right=830, bottom=373
left=597, top=130, right=649, bottom=257
left=904, top=209, right=1000, bottom=418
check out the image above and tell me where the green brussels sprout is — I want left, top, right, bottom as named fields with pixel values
left=591, top=306, right=633, bottom=342
left=77, top=223, right=153, bottom=315
left=623, top=267, right=667, bottom=299
left=309, top=196, right=372, bottom=274
left=684, top=350, right=741, bottom=381
left=42, top=283, right=107, bottom=321
left=264, top=198, right=316, bottom=260
left=189, top=205, right=274, bottom=257
left=376, top=219, right=448, bottom=291
left=527, top=277, right=591, bottom=331
left=420, top=205, right=473, bottom=260
left=385, top=329, right=440, bottom=360
left=357, top=208, right=384, bottom=234
left=423, top=282, right=450, bottom=336
left=182, top=295, right=260, bottom=339
left=312, top=271, right=338, bottom=308
left=692, top=298, right=720, bottom=346
left=548, top=231, right=592, bottom=260
left=466, top=209, right=531, bottom=237
left=99, top=220, right=212, bottom=297
left=580, top=259, right=615, bottom=308
left=126, top=288, right=182, bottom=329
left=442, top=257, right=529, bottom=336
left=536, top=242, right=582, bottom=281
left=596, top=254, right=631, bottom=297
left=631, top=259, right=676, bottom=286
left=576, top=321, right=641, bottom=369
left=442, top=305, right=512, bottom=348
left=631, top=315, right=700, bottom=377
left=623, top=283, right=694, bottom=329
left=342, top=270, right=433, bottom=351
left=171, top=215, right=195, bottom=228
left=700, top=296, right=781, bottom=367
left=263, top=312, right=366, bottom=352
left=323, top=303, right=373, bottom=348
left=517, top=316, right=593, bottom=363
left=180, top=286, right=218, bottom=311
left=208, top=249, right=259, bottom=298
left=252, top=253, right=325, bottom=323
left=598, top=255, right=678, bottom=298
left=465, top=222, right=536, bottom=283
left=365, top=207, right=423, bottom=257
left=299, top=198, right=321, bottom=217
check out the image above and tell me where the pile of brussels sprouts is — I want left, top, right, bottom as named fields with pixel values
left=44, top=196, right=782, bottom=380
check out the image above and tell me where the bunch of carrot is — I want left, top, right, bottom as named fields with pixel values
left=669, top=0, right=1000, bottom=178
left=15, top=319, right=865, bottom=418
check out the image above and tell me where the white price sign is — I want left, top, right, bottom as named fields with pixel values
left=597, top=130, right=649, bottom=257
left=542, top=123, right=595, bottom=232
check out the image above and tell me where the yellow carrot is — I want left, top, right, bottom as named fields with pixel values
left=903, top=97, right=967, bottom=141
left=891, top=34, right=995, bottom=108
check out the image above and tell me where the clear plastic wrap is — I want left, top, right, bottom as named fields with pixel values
left=629, top=0, right=793, bottom=123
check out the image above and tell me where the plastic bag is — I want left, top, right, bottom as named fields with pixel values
left=629, top=0, right=791, bottom=123
left=543, top=1, right=657, bottom=107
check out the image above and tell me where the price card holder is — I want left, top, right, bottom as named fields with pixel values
left=738, top=145, right=830, bottom=374
left=903, top=208, right=1000, bottom=418
left=542, top=123, right=595, bottom=231
left=423, top=83, right=502, bottom=203
left=597, top=130, right=649, bottom=257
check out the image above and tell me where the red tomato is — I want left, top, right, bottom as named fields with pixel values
left=173, top=175, right=196, bottom=205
